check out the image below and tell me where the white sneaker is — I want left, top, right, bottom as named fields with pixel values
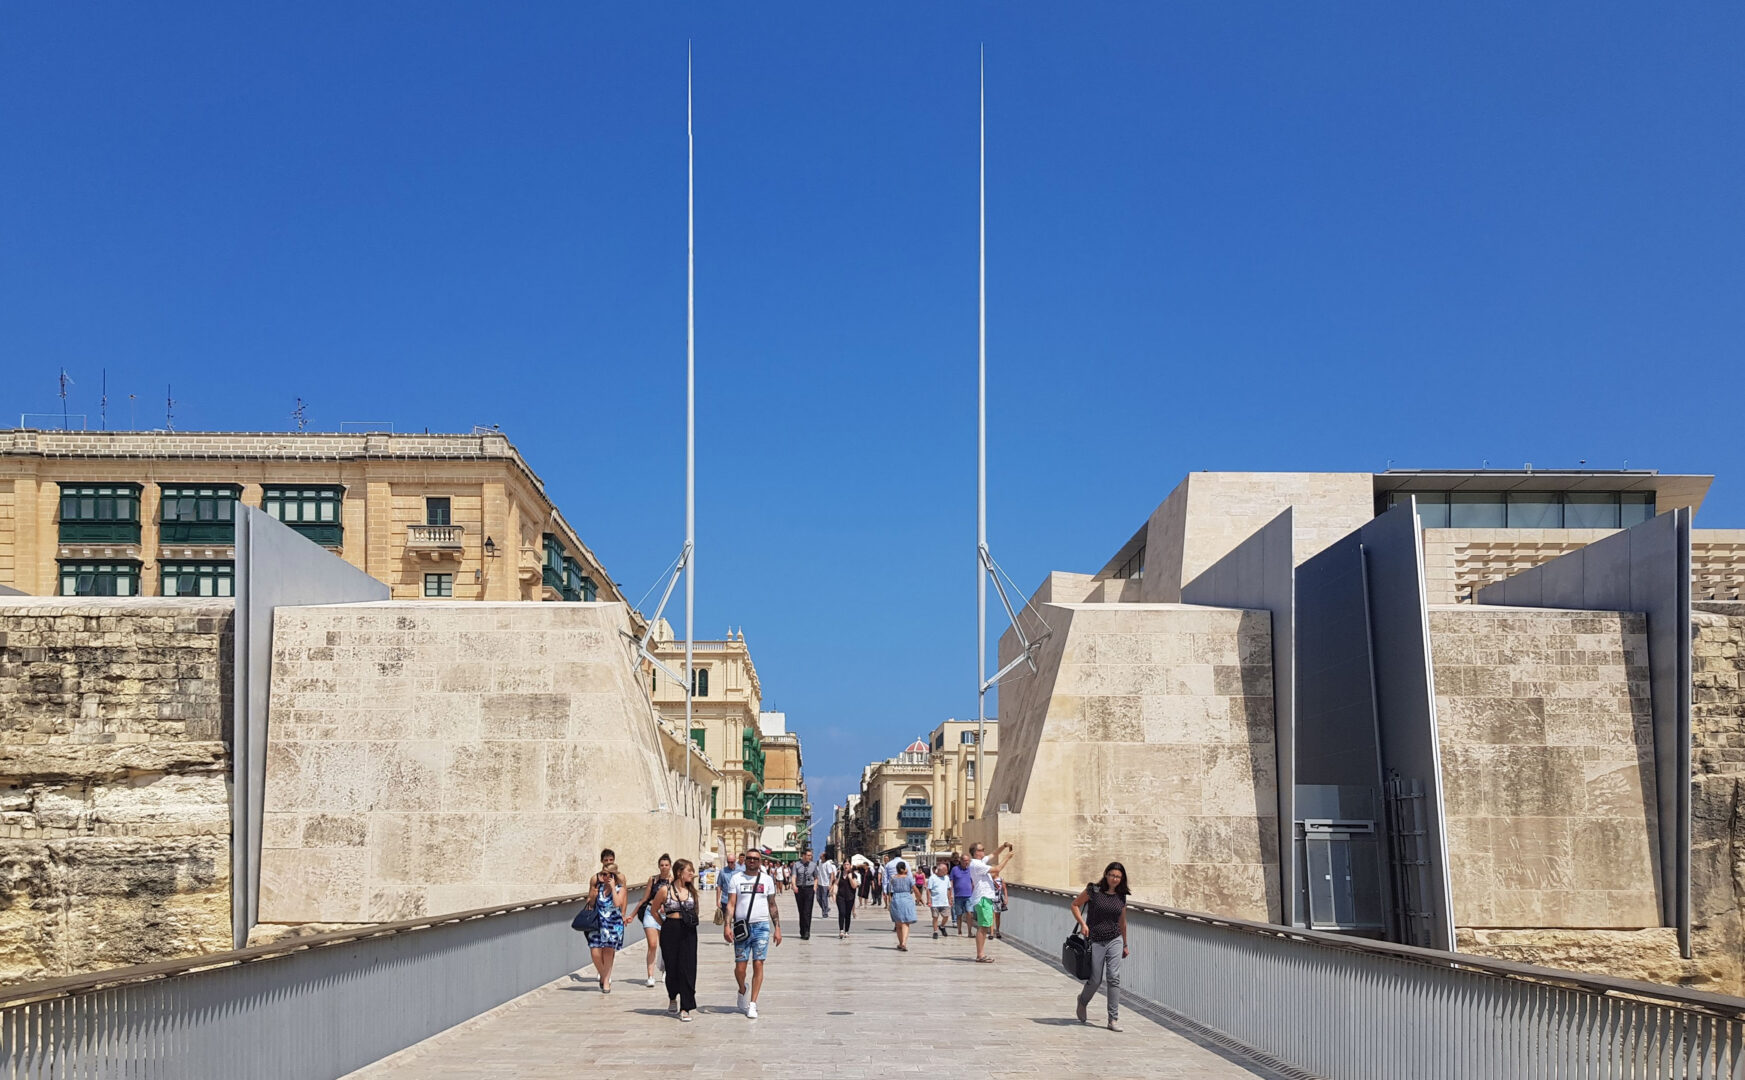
left=746, top=1001, right=759, bottom=1020
left=737, top=990, right=748, bottom=1013
left=647, top=976, right=658, bottom=987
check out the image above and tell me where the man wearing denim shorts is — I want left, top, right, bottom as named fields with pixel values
left=724, top=850, right=782, bottom=1019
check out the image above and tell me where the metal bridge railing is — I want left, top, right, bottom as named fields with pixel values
left=0, top=891, right=612, bottom=1080
left=1003, top=884, right=1745, bottom=1080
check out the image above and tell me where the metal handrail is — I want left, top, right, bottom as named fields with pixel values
left=1009, top=884, right=1745, bottom=1020
left=0, top=893, right=589, bottom=1010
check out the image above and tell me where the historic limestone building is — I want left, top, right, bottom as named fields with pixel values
left=848, top=720, right=999, bottom=860
left=968, top=467, right=1745, bottom=994
left=754, top=712, right=811, bottom=863
left=0, top=428, right=619, bottom=605
left=647, top=623, right=766, bottom=860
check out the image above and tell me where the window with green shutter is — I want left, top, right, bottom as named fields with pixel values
left=159, top=486, right=240, bottom=543
left=161, top=561, right=234, bottom=597
left=262, top=486, right=344, bottom=546
left=58, top=484, right=143, bottom=543
left=59, top=560, right=141, bottom=597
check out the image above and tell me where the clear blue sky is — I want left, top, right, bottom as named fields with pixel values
left=5, top=6, right=1743, bottom=832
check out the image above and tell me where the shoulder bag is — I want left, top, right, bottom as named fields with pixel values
left=571, top=883, right=604, bottom=934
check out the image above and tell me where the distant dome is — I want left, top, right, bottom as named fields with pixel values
left=904, top=738, right=928, bottom=755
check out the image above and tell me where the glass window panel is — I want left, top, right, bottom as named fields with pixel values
left=267, top=503, right=283, bottom=520
left=1507, top=493, right=1563, bottom=528
left=197, top=500, right=214, bottom=521
left=319, top=501, right=335, bottom=521
left=80, top=497, right=96, bottom=518
left=217, top=498, right=232, bottom=520
left=1620, top=493, right=1655, bottom=526
left=61, top=496, right=77, bottom=518
left=302, top=500, right=316, bottom=521
left=1414, top=493, right=1451, bottom=529
left=1449, top=492, right=1506, bottom=528
left=1564, top=493, right=1620, bottom=529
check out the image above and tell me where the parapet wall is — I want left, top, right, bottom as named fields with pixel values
left=0, top=598, right=234, bottom=983
left=259, top=602, right=702, bottom=924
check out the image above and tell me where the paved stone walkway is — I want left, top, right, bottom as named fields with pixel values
left=349, top=896, right=1280, bottom=1079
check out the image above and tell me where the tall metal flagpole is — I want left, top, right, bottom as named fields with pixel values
left=975, top=50, right=988, bottom=817
left=686, top=45, right=697, bottom=847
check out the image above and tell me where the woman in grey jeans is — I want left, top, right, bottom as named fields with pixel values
left=1070, top=861, right=1130, bottom=1032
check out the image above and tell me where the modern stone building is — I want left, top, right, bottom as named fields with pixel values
left=0, top=506, right=715, bottom=983
left=0, top=429, right=621, bottom=605
left=647, top=623, right=766, bottom=860
left=969, top=468, right=1745, bottom=994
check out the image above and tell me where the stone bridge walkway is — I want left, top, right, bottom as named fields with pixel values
left=348, top=896, right=1283, bottom=1079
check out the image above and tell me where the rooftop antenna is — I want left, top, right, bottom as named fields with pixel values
left=165, top=384, right=175, bottom=432
left=976, top=47, right=1054, bottom=817
left=626, top=43, right=697, bottom=853
left=58, top=369, right=73, bottom=429
left=128, top=394, right=137, bottom=431
left=291, top=398, right=310, bottom=432
left=100, top=370, right=108, bottom=431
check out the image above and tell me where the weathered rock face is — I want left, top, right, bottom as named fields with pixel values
left=0, top=598, right=234, bottom=984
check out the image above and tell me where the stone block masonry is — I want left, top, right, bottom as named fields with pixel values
left=259, top=602, right=703, bottom=926
left=0, top=597, right=233, bottom=983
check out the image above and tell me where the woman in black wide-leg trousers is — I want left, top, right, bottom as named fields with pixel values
left=656, top=861, right=701, bottom=1020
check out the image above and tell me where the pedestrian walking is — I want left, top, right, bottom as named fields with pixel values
left=654, top=859, right=701, bottom=1021
left=1071, top=861, right=1131, bottom=1032
left=869, top=857, right=885, bottom=908
left=817, top=851, right=837, bottom=918
left=834, top=857, right=858, bottom=937
left=717, top=851, right=745, bottom=929
left=585, top=851, right=629, bottom=992
left=791, top=846, right=820, bottom=940
left=927, top=860, right=953, bottom=939
left=967, top=841, right=1014, bottom=963
left=949, top=852, right=974, bottom=936
left=636, top=853, right=673, bottom=987
left=858, top=859, right=873, bottom=907
left=887, top=861, right=919, bottom=950
left=724, top=850, right=782, bottom=1019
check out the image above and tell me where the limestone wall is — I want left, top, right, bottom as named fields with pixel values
left=259, top=602, right=703, bottom=924
left=974, top=603, right=1279, bottom=920
left=1135, top=473, right=1375, bottom=604
left=0, top=597, right=233, bottom=983
left=1429, top=606, right=1660, bottom=930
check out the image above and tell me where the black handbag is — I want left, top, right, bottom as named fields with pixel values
left=571, top=885, right=604, bottom=933
left=1062, top=929, right=1092, bottom=980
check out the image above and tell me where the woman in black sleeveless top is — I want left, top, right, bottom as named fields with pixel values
left=653, top=859, right=701, bottom=1020
left=1070, top=861, right=1131, bottom=1031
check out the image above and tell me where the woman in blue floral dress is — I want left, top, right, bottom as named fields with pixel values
left=586, top=851, right=629, bottom=992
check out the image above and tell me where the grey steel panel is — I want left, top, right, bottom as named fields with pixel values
left=1002, top=884, right=1745, bottom=1080
left=1183, top=507, right=1295, bottom=925
left=0, top=895, right=599, bottom=1079
left=1476, top=509, right=1695, bottom=955
left=0, top=584, right=22, bottom=596
left=232, top=506, right=389, bottom=948
left=1359, top=501, right=1455, bottom=951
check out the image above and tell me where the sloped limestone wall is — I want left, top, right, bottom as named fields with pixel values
left=1429, top=607, right=1660, bottom=930
left=260, top=602, right=699, bottom=924
left=977, top=603, right=1278, bottom=920
left=0, top=598, right=233, bottom=983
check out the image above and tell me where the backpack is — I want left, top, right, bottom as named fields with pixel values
left=1061, top=929, right=1092, bottom=980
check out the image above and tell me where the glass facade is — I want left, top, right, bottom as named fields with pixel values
left=542, top=534, right=565, bottom=593
left=58, top=484, right=142, bottom=543
left=896, top=799, right=933, bottom=828
left=1391, top=490, right=1656, bottom=529
left=161, top=561, right=234, bottom=597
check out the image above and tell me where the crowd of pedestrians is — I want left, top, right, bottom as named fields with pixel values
left=576, top=839, right=1130, bottom=1034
